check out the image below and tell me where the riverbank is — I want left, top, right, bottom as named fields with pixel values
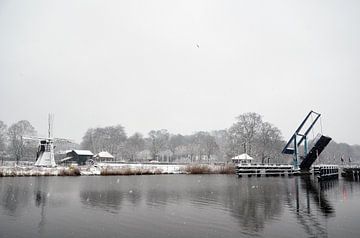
left=0, top=163, right=235, bottom=177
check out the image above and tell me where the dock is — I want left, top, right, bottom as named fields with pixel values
left=236, top=164, right=295, bottom=177
left=236, top=164, right=340, bottom=179
left=316, top=165, right=339, bottom=181
left=341, top=167, right=360, bottom=180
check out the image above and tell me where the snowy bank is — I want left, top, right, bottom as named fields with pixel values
left=0, top=163, right=235, bottom=177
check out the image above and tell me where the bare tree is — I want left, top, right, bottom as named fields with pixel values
left=256, top=122, right=282, bottom=163
left=7, top=120, right=37, bottom=164
left=0, top=121, right=7, bottom=164
left=211, top=130, right=228, bottom=162
left=225, top=131, right=242, bottom=160
left=228, top=112, right=263, bottom=156
left=202, top=134, right=219, bottom=162
left=81, top=128, right=95, bottom=152
left=81, top=125, right=127, bottom=158
left=148, top=129, right=169, bottom=161
left=0, top=121, right=7, bottom=154
left=124, top=132, right=145, bottom=161
left=186, top=135, right=200, bottom=163
left=193, top=132, right=219, bottom=162
left=168, top=134, right=186, bottom=162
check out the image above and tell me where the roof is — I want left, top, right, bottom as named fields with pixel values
left=231, top=153, right=254, bottom=160
left=60, top=157, right=73, bottom=163
left=71, top=150, right=94, bottom=156
left=94, top=151, right=114, bottom=159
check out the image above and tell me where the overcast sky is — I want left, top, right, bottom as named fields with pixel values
left=0, top=0, right=359, bottom=144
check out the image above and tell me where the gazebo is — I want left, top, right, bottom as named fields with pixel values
left=93, top=151, right=115, bottom=162
left=231, top=153, right=254, bottom=164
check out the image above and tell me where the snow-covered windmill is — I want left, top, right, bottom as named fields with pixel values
left=23, top=114, right=73, bottom=167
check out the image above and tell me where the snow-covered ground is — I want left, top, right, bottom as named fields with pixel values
left=0, top=163, right=234, bottom=176
left=97, top=163, right=187, bottom=174
left=0, top=166, right=60, bottom=176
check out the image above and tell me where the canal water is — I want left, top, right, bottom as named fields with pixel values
left=0, top=175, right=359, bottom=238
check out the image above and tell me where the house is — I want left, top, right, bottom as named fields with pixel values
left=60, top=150, right=94, bottom=165
left=231, top=153, right=254, bottom=165
left=93, top=151, right=115, bottom=162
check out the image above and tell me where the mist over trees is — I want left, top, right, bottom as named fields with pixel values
left=124, top=133, right=145, bottom=161
left=0, top=121, right=7, bottom=153
left=317, top=142, right=360, bottom=164
left=3, top=120, right=37, bottom=163
left=80, top=125, right=127, bottom=159
left=78, top=112, right=288, bottom=163
left=1, top=112, right=360, bottom=164
left=227, top=113, right=284, bottom=163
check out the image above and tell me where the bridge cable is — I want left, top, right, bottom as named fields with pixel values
left=320, top=117, right=323, bottom=135
left=311, top=113, right=315, bottom=140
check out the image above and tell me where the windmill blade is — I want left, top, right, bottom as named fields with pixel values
left=53, top=138, right=75, bottom=144
left=48, top=113, right=54, bottom=138
left=22, top=136, right=46, bottom=141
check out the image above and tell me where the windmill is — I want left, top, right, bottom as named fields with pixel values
left=23, top=114, right=73, bottom=167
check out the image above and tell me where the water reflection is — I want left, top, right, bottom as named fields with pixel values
left=283, top=176, right=338, bottom=238
left=2, top=175, right=360, bottom=238
left=33, top=177, right=49, bottom=233
left=77, top=176, right=337, bottom=235
left=301, top=176, right=335, bottom=216
left=0, top=178, right=30, bottom=216
left=80, top=190, right=124, bottom=212
left=223, top=178, right=284, bottom=232
left=79, top=178, right=143, bottom=212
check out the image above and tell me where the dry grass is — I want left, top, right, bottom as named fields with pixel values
left=184, top=165, right=212, bottom=174
left=184, top=164, right=236, bottom=174
left=58, top=166, right=81, bottom=176
left=100, top=167, right=163, bottom=176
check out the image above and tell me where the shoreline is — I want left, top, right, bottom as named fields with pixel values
left=0, top=163, right=235, bottom=177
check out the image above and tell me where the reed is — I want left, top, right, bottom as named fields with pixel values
left=100, top=167, right=163, bottom=176
left=58, top=166, right=81, bottom=176
left=183, top=164, right=236, bottom=174
left=184, top=165, right=212, bottom=174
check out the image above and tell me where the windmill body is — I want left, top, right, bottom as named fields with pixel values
left=34, top=139, right=56, bottom=167
left=23, top=114, right=72, bottom=167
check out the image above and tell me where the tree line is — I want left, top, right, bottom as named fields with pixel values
left=0, top=120, right=37, bottom=164
left=1, top=112, right=359, bottom=164
left=80, top=112, right=287, bottom=163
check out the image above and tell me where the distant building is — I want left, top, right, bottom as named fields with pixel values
left=60, top=150, right=94, bottom=165
left=93, top=151, right=115, bottom=162
left=231, top=153, right=254, bottom=164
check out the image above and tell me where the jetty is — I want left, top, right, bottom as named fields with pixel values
left=236, top=163, right=294, bottom=177
left=316, top=165, right=339, bottom=181
left=341, top=166, right=360, bottom=179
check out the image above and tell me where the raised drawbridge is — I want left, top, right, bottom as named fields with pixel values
left=282, top=110, right=332, bottom=171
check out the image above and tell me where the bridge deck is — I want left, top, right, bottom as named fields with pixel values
left=299, top=135, right=332, bottom=170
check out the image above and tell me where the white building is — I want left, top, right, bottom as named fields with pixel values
left=93, top=151, right=115, bottom=162
left=231, top=153, right=254, bottom=165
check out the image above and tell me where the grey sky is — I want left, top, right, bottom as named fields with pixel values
left=1, top=0, right=359, bottom=144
